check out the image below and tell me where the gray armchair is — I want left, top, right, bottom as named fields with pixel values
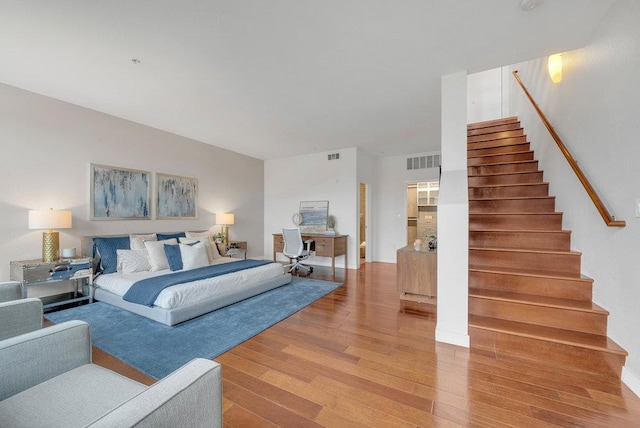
left=0, top=281, right=43, bottom=341
left=0, top=321, right=222, bottom=427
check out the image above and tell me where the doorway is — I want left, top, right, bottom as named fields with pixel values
left=359, top=182, right=368, bottom=266
left=406, top=181, right=438, bottom=246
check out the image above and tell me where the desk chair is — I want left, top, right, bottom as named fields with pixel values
left=282, top=228, right=314, bottom=274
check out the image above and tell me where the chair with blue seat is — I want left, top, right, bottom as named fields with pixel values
left=0, top=281, right=42, bottom=341
left=282, top=227, right=314, bottom=275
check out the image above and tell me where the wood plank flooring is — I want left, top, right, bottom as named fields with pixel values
left=92, top=262, right=640, bottom=427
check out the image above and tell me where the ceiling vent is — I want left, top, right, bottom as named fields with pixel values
left=328, top=153, right=340, bottom=160
left=407, top=155, right=440, bottom=170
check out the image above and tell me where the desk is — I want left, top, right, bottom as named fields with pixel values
left=273, top=233, right=348, bottom=274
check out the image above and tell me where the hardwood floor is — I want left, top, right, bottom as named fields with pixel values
left=93, top=262, right=640, bottom=427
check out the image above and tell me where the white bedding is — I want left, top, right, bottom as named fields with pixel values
left=95, top=258, right=286, bottom=310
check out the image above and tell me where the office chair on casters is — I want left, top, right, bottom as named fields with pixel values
left=282, top=228, right=314, bottom=275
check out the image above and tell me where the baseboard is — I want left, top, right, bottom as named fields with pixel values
left=622, top=366, right=640, bottom=398
left=435, top=328, right=470, bottom=348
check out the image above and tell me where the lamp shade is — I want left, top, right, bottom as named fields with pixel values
left=216, top=213, right=235, bottom=225
left=548, top=53, right=563, bottom=83
left=29, top=209, right=73, bottom=230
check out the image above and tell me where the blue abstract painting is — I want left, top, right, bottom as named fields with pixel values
left=299, top=200, right=328, bottom=233
left=157, top=173, right=198, bottom=219
left=91, top=164, right=150, bottom=220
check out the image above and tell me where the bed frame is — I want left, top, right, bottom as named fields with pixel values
left=80, top=234, right=292, bottom=326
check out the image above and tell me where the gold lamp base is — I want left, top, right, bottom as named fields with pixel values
left=42, top=230, right=60, bottom=262
left=221, top=225, right=230, bottom=245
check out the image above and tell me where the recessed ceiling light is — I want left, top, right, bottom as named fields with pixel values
left=520, top=0, right=539, bottom=11
left=131, top=58, right=141, bottom=65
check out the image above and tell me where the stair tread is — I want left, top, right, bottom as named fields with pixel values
left=468, top=211, right=563, bottom=215
left=470, top=247, right=581, bottom=256
left=469, top=264, right=582, bottom=279
left=468, top=160, right=537, bottom=167
left=469, top=288, right=607, bottom=313
left=468, top=117, right=519, bottom=129
left=468, top=150, right=533, bottom=159
left=469, top=196, right=555, bottom=201
left=469, top=267, right=593, bottom=282
left=469, top=229, right=570, bottom=234
left=467, top=170, right=540, bottom=177
left=468, top=182, right=547, bottom=189
left=469, top=315, right=627, bottom=355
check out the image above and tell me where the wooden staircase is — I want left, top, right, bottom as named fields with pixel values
left=467, top=117, right=627, bottom=378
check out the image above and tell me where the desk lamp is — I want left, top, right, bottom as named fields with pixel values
left=215, top=213, right=235, bottom=245
left=28, top=208, right=73, bottom=262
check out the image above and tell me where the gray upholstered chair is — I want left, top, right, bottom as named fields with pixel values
left=0, top=281, right=22, bottom=302
left=0, top=320, right=222, bottom=427
left=0, top=281, right=43, bottom=341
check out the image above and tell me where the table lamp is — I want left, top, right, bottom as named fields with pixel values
left=28, top=208, right=73, bottom=262
left=215, top=213, right=234, bottom=244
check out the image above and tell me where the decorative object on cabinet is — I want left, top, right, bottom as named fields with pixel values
left=91, top=164, right=151, bottom=220
left=325, top=215, right=336, bottom=235
left=28, top=208, right=73, bottom=262
left=428, top=234, right=437, bottom=250
left=156, top=173, right=198, bottom=219
left=216, top=213, right=235, bottom=244
left=298, top=200, right=329, bottom=233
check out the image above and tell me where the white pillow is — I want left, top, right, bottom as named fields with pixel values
left=144, top=238, right=178, bottom=271
left=130, top=233, right=157, bottom=251
left=180, top=242, right=209, bottom=270
left=116, top=249, right=151, bottom=273
left=185, top=231, right=222, bottom=259
left=180, top=237, right=216, bottom=263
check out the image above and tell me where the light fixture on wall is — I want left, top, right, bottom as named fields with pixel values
left=548, top=53, right=563, bottom=83
left=215, top=213, right=235, bottom=244
left=28, top=208, right=73, bottom=262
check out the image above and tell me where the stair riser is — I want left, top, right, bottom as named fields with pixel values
left=469, top=326, right=624, bottom=377
left=468, top=152, right=534, bottom=165
left=469, top=298, right=607, bottom=335
left=467, top=123, right=521, bottom=137
left=469, top=270, right=592, bottom=301
left=468, top=136, right=528, bottom=151
left=469, top=161, right=539, bottom=176
left=469, top=249, right=581, bottom=277
left=469, top=198, right=556, bottom=213
left=469, top=214, right=563, bottom=231
left=469, top=231, right=570, bottom=251
left=468, top=143, right=530, bottom=158
left=468, top=172, right=543, bottom=186
left=468, top=117, right=519, bottom=130
left=469, top=184, right=549, bottom=199
left=468, top=129, right=524, bottom=143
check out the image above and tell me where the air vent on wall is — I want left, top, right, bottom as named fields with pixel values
left=328, top=153, right=340, bottom=160
left=407, top=155, right=440, bottom=170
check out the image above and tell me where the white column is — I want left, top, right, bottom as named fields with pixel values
left=435, top=71, right=470, bottom=347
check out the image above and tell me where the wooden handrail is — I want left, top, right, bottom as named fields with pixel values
left=512, top=70, right=625, bottom=227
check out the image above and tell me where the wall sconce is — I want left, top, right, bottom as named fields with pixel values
left=28, top=208, right=73, bottom=262
left=215, top=213, right=235, bottom=244
left=548, top=53, right=563, bottom=83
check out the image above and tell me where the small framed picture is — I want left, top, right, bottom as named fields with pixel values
left=298, top=200, right=329, bottom=233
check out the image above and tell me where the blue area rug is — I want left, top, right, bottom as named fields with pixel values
left=45, top=277, right=342, bottom=379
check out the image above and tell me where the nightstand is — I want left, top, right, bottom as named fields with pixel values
left=10, top=258, right=93, bottom=310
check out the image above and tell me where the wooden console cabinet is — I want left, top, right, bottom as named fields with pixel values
left=396, top=245, right=437, bottom=302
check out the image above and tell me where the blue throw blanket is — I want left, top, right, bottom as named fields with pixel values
left=123, top=259, right=273, bottom=307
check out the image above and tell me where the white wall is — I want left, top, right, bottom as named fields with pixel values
left=467, top=67, right=503, bottom=123
left=508, top=0, right=640, bottom=394
left=436, top=71, right=469, bottom=348
left=0, top=83, right=265, bottom=283
left=263, top=148, right=360, bottom=269
left=373, top=152, right=440, bottom=263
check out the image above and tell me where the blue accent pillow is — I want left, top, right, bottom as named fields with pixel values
left=163, top=243, right=183, bottom=271
left=157, top=232, right=186, bottom=241
left=94, top=236, right=131, bottom=274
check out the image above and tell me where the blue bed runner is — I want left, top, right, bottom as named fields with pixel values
left=123, top=259, right=273, bottom=307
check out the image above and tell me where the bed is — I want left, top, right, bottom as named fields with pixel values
left=80, top=232, right=291, bottom=326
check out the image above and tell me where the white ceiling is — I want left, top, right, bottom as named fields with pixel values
left=0, top=1, right=614, bottom=160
